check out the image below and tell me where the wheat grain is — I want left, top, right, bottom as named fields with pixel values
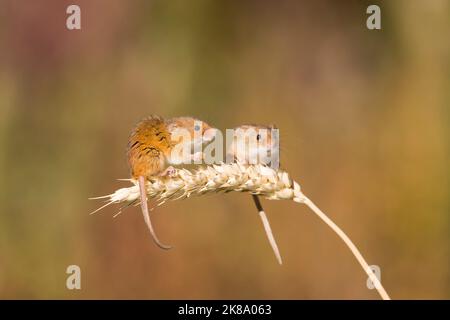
left=91, top=163, right=391, bottom=300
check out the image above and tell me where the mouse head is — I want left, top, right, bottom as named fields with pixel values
left=166, top=116, right=218, bottom=148
left=228, top=124, right=280, bottom=168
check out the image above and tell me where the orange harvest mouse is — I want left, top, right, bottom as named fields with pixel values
left=127, top=115, right=217, bottom=249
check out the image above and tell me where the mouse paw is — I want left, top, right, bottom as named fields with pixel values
left=161, top=166, right=177, bottom=177
left=192, top=151, right=204, bottom=163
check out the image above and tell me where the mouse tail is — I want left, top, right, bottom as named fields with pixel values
left=138, top=176, right=173, bottom=250
left=252, top=195, right=282, bottom=265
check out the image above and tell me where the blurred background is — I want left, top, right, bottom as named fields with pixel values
left=0, top=0, right=449, bottom=299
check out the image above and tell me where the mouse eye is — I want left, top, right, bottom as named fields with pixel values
left=256, top=134, right=261, bottom=141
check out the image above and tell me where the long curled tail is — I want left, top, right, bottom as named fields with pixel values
left=138, top=176, right=172, bottom=250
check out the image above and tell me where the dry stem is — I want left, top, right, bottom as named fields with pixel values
left=91, top=163, right=390, bottom=300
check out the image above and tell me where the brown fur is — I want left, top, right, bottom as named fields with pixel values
left=127, top=115, right=173, bottom=179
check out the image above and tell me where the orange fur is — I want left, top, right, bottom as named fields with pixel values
left=127, top=115, right=173, bottom=179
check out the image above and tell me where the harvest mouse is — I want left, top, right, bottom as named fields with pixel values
left=227, top=124, right=282, bottom=264
left=127, top=115, right=217, bottom=249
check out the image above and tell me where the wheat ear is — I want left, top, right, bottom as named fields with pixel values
left=91, top=163, right=390, bottom=300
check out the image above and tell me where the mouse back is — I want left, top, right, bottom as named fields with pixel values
left=127, top=115, right=172, bottom=178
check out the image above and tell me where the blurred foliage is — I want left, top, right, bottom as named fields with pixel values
left=0, top=0, right=449, bottom=299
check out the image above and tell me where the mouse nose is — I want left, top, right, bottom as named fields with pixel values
left=203, top=128, right=218, bottom=142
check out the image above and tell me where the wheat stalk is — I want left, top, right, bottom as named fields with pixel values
left=91, top=163, right=391, bottom=300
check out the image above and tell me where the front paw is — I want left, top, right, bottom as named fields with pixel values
left=192, top=152, right=204, bottom=163
left=161, top=166, right=177, bottom=177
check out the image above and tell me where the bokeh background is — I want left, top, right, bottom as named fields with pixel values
left=0, top=0, right=449, bottom=299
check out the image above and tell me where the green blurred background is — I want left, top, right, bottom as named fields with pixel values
left=0, top=0, right=449, bottom=299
